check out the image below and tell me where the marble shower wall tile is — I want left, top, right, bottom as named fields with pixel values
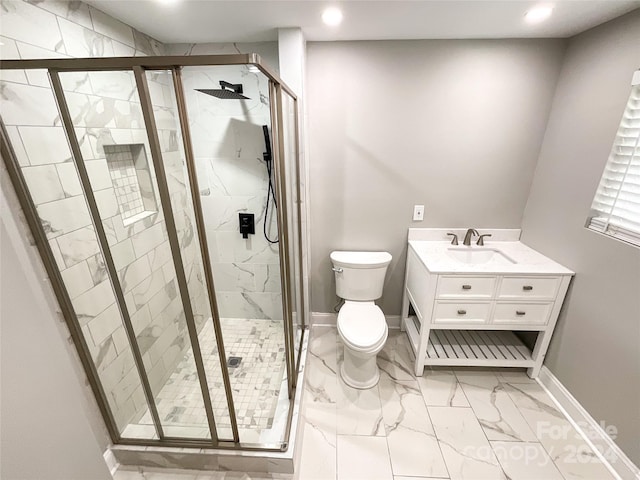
left=56, top=162, right=83, bottom=196
left=89, top=6, right=136, bottom=48
left=55, top=224, right=101, bottom=268
left=212, top=262, right=281, bottom=294
left=216, top=291, right=283, bottom=320
left=0, top=35, right=28, bottom=84
left=37, top=195, right=92, bottom=239
left=181, top=64, right=281, bottom=320
left=21, top=164, right=66, bottom=204
left=27, top=0, right=94, bottom=29
left=58, top=17, right=115, bottom=58
left=0, top=1, right=65, bottom=53
left=1, top=0, right=170, bottom=434
left=60, top=258, right=94, bottom=299
left=19, top=126, right=72, bottom=164
left=0, top=82, right=61, bottom=127
left=215, top=230, right=280, bottom=265
left=5, top=126, right=30, bottom=167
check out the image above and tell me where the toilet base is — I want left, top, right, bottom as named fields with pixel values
left=340, top=347, right=381, bottom=389
left=340, top=362, right=380, bottom=389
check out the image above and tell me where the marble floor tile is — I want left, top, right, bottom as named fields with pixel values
left=336, top=377, right=384, bottom=436
left=296, top=410, right=337, bottom=480
left=377, top=330, right=416, bottom=383
left=116, top=328, right=617, bottom=480
left=504, top=382, right=616, bottom=480
left=491, top=441, right=564, bottom=479
left=429, top=406, right=507, bottom=480
left=394, top=477, right=448, bottom=480
left=454, top=370, right=537, bottom=442
left=336, top=435, right=394, bottom=480
left=379, top=372, right=448, bottom=478
left=494, top=368, right=537, bottom=384
left=305, top=327, right=339, bottom=405
left=417, top=369, right=469, bottom=407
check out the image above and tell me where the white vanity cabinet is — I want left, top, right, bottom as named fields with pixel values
left=401, top=231, right=574, bottom=378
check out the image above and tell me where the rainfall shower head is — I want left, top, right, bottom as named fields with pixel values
left=196, top=81, right=249, bottom=100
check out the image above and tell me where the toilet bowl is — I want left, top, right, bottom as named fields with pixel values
left=330, top=251, right=392, bottom=389
left=337, top=301, right=388, bottom=389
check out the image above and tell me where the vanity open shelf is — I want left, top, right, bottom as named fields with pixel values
left=401, top=228, right=574, bottom=378
left=405, top=316, right=535, bottom=368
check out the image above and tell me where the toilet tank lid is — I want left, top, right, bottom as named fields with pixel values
left=330, top=251, right=392, bottom=268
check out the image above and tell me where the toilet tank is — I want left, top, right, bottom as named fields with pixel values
left=330, top=251, right=392, bottom=301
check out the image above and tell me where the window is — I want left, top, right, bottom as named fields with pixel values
left=104, top=144, right=157, bottom=226
left=587, top=70, right=640, bottom=247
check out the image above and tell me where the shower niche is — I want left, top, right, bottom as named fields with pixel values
left=0, top=55, right=306, bottom=452
left=104, top=144, right=158, bottom=225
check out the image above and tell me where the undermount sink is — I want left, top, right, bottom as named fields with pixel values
left=446, top=247, right=517, bottom=265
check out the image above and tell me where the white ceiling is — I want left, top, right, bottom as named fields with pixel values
left=85, top=0, right=640, bottom=43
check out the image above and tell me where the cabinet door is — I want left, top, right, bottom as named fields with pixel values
left=493, top=303, right=551, bottom=325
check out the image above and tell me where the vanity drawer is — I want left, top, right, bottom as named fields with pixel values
left=433, top=302, right=491, bottom=324
left=498, top=277, right=560, bottom=300
left=492, top=303, right=551, bottom=325
left=436, top=276, right=496, bottom=299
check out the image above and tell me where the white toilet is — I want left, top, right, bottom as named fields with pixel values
left=330, top=251, right=392, bottom=389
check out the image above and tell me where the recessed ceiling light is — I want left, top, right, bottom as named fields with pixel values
left=157, top=0, right=179, bottom=5
left=322, top=7, right=343, bottom=27
left=525, top=5, right=554, bottom=24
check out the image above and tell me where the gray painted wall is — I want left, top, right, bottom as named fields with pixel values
left=307, top=39, right=566, bottom=314
left=1, top=211, right=111, bottom=479
left=520, top=10, right=640, bottom=465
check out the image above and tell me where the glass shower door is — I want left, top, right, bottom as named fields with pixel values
left=53, top=68, right=225, bottom=441
left=0, top=55, right=303, bottom=450
left=279, top=88, right=305, bottom=377
left=180, top=65, right=290, bottom=444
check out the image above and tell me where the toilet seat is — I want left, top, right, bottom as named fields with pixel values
left=337, top=302, right=387, bottom=353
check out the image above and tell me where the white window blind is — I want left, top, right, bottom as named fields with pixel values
left=587, top=70, right=640, bottom=247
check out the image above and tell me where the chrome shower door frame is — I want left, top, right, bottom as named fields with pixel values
left=0, top=54, right=306, bottom=451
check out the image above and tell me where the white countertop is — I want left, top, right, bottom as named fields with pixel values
left=409, top=240, right=575, bottom=275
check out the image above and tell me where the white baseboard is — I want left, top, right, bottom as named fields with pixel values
left=311, top=312, right=401, bottom=329
left=538, top=366, right=640, bottom=480
left=103, top=447, right=119, bottom=476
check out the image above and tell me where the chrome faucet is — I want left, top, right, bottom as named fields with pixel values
left=463, top=228, right=478, bottom=246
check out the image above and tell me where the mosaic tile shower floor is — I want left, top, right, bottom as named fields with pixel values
left=132, top=318, right=286, bottom=437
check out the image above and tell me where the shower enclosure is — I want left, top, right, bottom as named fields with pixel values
left=0, top=54, right=305, bottom=450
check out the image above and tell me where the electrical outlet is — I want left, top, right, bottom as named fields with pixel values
left=413, top=204, right=424, bottom=221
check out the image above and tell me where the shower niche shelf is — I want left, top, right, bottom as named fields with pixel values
left=104, top=143, right=158, bottom=226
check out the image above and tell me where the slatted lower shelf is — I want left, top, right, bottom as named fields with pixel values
left=425, top=329, right=534, bottom=367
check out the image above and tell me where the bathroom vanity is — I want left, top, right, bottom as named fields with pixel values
left=401, top=229, right=574, bottom=378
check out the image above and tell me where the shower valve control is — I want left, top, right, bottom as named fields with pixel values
left=239, top=213, right=255, bottom=239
